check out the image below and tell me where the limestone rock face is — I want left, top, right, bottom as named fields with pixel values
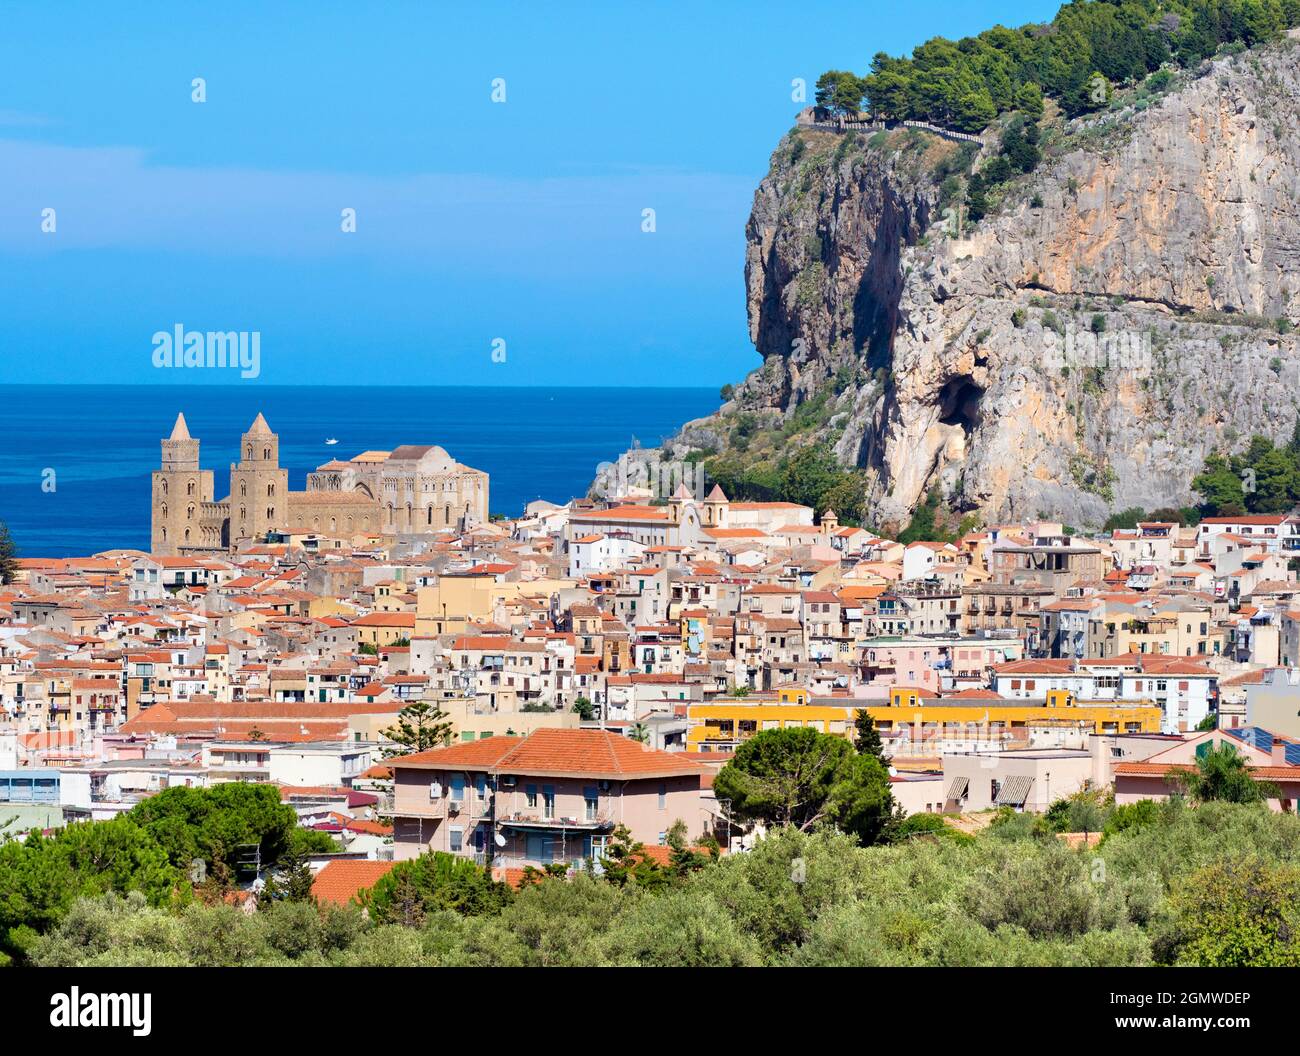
left=615, top=42, right=1300, bottom=527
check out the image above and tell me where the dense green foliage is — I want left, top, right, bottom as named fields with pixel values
left=1101, top=504, right=1200, bottom=529
left=896, top=491, right=982, bottom=543
left=706, top=443, right=866, bottom=525
left=29, top=802, right=1300, bottom=966
left=1193, top=430, right=1300, bottom=516
left=1168, top=742, right=1277, bottom=803
left=713, top=728, right=900, bottom=845
left=0, top=784, right=334, bottom=963
left=364, top=850, right=512, bottom=924
left=820, top=0, right=1300, bottom=130
left=126, top=783, right=308, bottom=881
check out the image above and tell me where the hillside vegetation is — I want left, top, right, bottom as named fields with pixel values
left=23, top=800, right=1300, bottom=967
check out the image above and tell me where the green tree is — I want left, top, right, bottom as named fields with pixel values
left=1249, top=445, right=1299, bottom=512
left=713, top=728, right=896, bottom=845
left=1173, top=857, right=1300, bottom=966
left=572, top=696, right=595, bottom=721
left=381, top=698, right=453, bottom=756
left=1192, top=452, right=1246, bottom=516
left=0, top=521, right=17, bottom=585
left=814, top=70, right=865, bottom=114
left=852, top=709, right=885, bottom=764
left=0, top=817, right=179, bottom=961
left=259, top=846, right=316, bottom=906
left=1102, top=506, right=1146, bottom=531
left=1167, top=742, right=1275, bottom=805
left=127, top=783, right=301, bottom=879
left=365, top=851, right=511, bottom=923
left=1013, top=80, right=1044, bottom=117
left=597, top=825, right=672, bottom=890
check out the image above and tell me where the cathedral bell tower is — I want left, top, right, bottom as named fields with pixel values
left=228, top=412, right=289, bottom=544
left=151, top=413, right=214, bottom=555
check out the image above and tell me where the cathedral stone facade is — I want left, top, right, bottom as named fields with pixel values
left=150, top=413, right=488, bottom=555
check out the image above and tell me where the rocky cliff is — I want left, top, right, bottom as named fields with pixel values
left=611, top=39, right=1300, bottom=529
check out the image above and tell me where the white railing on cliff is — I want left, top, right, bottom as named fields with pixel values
left=795, top=109, right=985, bottom=147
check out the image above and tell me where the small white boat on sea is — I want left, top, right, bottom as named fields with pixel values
left=325, top=438, right=339, bottom=445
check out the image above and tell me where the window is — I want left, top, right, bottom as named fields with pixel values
left=658, top=783, right=667, bottom=810
left=542, top=785, right=555, bottom=819
left=449, top=773, right=465, bottom=803
left=584, top=786, right=598, bottom=821
left=449, top=826, right=464, bottom=852
left=474, top=773, right=487, bottom=802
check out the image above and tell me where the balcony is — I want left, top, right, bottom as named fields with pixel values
left=389, top=795, right=488, bottom=820
left=496, top=811, right=614, bottom=833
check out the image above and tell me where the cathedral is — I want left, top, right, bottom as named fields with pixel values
left=150, top=413, right=489, bottom=555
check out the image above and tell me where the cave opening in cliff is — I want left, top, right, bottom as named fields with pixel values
left=938, top=376, right=984, bottom=436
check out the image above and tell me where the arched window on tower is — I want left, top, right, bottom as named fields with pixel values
left=187, top=479, right=195, bottom=496
left=187, top=505, right=195, bottom=520
left=263, top=447, right=271, bottom=460
left=161, top=480, right=168, bottom=495
left=240, top=481, right=247, bottom=498
left=427, top=506, right=433, bottom=525
left=246, top=445, right=253, bottom=459
left=161, top=504, right=168, bottom=519
left=268, top=482, right=275, bottom=496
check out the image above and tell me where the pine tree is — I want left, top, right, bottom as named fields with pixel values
left=260, top=847, right=315, bottom=905
left=853, top=710, right=887, bottom=765
left=381, top=698, right=453, bottom=756
left=0, top=521, right=17, bottom=586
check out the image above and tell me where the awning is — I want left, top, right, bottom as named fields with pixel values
left=946, top=776, right=969, bottom=801
left=995, top=775, right=1034, bottom=807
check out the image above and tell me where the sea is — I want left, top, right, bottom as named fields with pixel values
left=0, top=385, right=719, bottom=558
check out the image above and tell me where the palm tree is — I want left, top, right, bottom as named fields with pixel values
left=1168, top=742, right=1276, bottom=805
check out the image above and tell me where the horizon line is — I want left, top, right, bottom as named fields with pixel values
left=0, top=382, right=722, bottom=391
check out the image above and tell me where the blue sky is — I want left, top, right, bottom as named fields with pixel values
left=0, top=0, right=1058, bottom=386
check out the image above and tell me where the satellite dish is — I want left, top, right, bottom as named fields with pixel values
left=494, top=832, right=507, bottom=848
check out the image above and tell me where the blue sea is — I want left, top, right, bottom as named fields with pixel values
left=0, top=385, right=718, bottom=558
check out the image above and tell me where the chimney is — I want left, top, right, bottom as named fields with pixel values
left=1271, top=739, right=1288, bottom=767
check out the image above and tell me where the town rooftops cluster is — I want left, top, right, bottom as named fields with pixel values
left=6, top=435, right=1300, bottom=870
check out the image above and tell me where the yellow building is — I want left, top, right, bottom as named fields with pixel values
left=351, top=611, right=416, bottom=647
left=686, top=685, right=1161, bottom=752
left=1107, top=605, right=1227, bottom=659
left=415, top=577, right=572, bottom=636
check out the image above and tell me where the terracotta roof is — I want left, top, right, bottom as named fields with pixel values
left=1114, top=761, right=1300, bottom=781
left=392, top=728, right=707, bottom=780
left=310, top=859, right=396, bottom=906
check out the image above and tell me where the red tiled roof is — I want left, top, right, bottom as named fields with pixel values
left=392, top=728, right=708, bottom=780
left=310, top=859, right=396, bottom=906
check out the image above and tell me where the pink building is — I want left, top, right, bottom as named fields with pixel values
left=1113, top=727, right=1300, bottom=811
left=388, top=728, right=710, bottom=869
